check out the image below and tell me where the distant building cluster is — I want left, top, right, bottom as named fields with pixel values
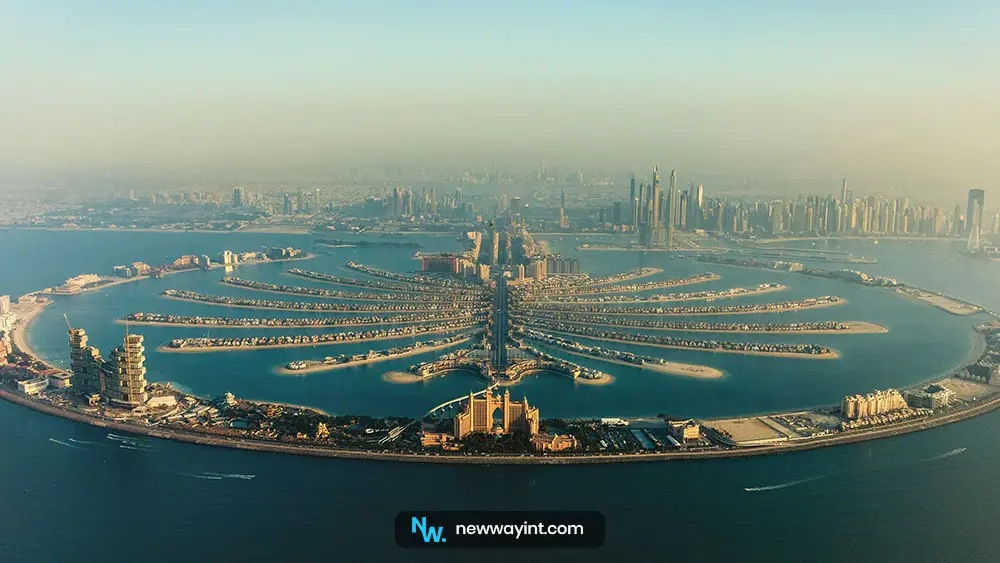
left=610, top=177, right=994, bottom=242
left=840, top=388, right=908, bottom=420
left=111, top=248, right=302, bottom=279
left=544, top=256, right=580, bottom=275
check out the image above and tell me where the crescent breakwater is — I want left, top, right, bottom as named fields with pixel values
left=158, top=321, right=481, bottom=352
left=161, top=289, right=472, bottom=313
left=515, top=321, right=839, bottom=359
left=522, top=295, right=846, bottom=316
left=120, top=311, right=485, bottom=329
left=522, top=283, right=786, bottom=304
left=5, top=386, right=1000, bottom=465
left=514, top=315, right=888, bottom=335
left=219, top=277, right=485, bottom=303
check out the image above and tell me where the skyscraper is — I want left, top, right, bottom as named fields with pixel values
left=104, top=333, right=148, bottom=407
left=967, top=189, right=985, bottom=236
left=840, top=179, right=848, bottom=204
left=510, top=196, right=523, bottom=216
left=232, top=186, right=245, bottom=208
left=666, top=169, right=679, bottom=247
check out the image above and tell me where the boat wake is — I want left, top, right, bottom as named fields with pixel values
left=181, top=473, right=224, bottom=480
left=119, top=444, right=152, bottom=452
left=107, top=433, right=152, bottom=449
left=201, top=472, right=256, bottom=480
left=68, top=438, right=103, bottom=446
left=49, top=438, right=83, bottom=450
left=745, top=475, right=826, bottom=493
left=926, top=447, right=966, bottom=461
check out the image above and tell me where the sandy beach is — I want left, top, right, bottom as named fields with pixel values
left=156, top=324, right=480, bottom=353
left=275, top=336, right=472, bottom=375
left=529, top=341, right=723, bottom=379
left=528, top=284, right=786, bottom=305
left=528, top=327, right=841, bottom=360
left=41, top=254, right=314, bottom=296
left=530, top=297, right=847, bottom=316
left=9, top=298, right=57, bottom=370
left=503, top=368, right=616, bottom=386
left=522, top=318, right=886, bottom=335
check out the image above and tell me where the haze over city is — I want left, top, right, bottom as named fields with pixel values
left=1, top=1, right=998, bottom=204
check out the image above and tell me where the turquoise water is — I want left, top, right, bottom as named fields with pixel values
left=2, top=229, right=1000, bottom=563
left=20, top=231, right=982, bottom=419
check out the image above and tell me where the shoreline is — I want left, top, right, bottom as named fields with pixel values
left=9, top=299, right=57, bottom=370
left=530, top=297, right=847, bottom=317
left=156, top=325, right=479, bottom=353
left=274, top=337, right=472, bottom=375
left=530, top=342, right=724, bottom=379
left=3, top=387, right=998, bottom=464
left=526, top=327, right=841, bottom=360
left=41, top=254, right=314, bottom=296
left=527, top=284, right=786, bottom=305
left=519, top=319, right=888, bottom=335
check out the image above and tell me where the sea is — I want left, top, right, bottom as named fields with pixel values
left=1, top=228, right=999, bottom=563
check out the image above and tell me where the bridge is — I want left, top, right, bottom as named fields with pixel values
left=379, top=383, right=499, bottom=444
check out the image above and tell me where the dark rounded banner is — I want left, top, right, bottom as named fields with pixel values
left=396, top=511, right=605, bottom=548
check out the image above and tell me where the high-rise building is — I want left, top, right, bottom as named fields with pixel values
left=0, top=295, right=10, bottom=315
left=840, top=179, right=848, bottom=204
left=282, top=193, right=294, bottom=215
left=232, top=186, right=245, bottom=208
left=967, top=189, right=985, bottom=236
left=68, top=328, right=104, bottom=395
left=103, top=333, right=149, bottom=407
left=510, top=196, right=523, bottom=216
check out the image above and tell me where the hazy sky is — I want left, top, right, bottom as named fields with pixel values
left=1, top=1, right=997, bottom=199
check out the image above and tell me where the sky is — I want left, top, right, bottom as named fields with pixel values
left=1, top=1, right=998, bottom=200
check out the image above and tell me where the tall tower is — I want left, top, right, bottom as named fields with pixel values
left=840, top=179, right=848, bottom=204
left=666, top=169, right=679, bottom=247
left=68, top=328, right=104, bottom=395
left=104, top=333, right=148, bottom=407
left=967, top=189, right=985, bottom=236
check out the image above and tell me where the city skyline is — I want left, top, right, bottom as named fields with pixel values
left=0, top=1, right=998, bottom=202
